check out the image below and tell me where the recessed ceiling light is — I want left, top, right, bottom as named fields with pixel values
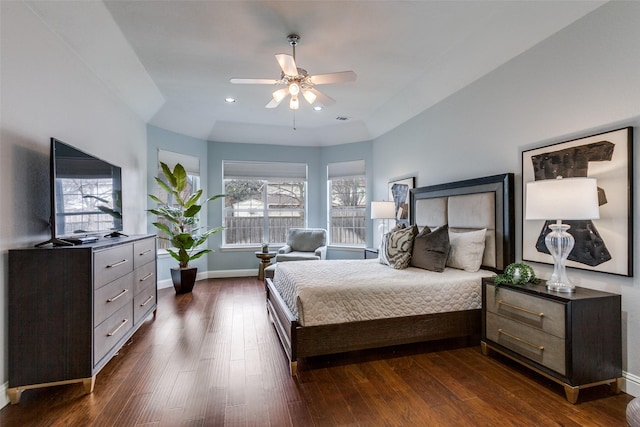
left=225, top=97, right=236, bottom=103
left=313, top=106, right=323, bottom=112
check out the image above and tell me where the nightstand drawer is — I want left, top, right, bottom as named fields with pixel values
left=486, top=312, right=566, bottom=375
left=485, top=284, right=565, bottom=338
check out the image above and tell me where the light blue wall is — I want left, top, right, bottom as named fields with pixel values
left=147, top=129, right=374, bottom=273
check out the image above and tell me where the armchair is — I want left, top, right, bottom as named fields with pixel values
left=276, top=228, right=327, bottom=262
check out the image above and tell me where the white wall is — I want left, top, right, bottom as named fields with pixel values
left=0, top=2, right=148, bottom=407
left=373, top=1, right=640, bottom=395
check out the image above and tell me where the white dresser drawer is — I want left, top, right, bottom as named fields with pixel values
left=134, top=238, right=156, bottom=269
left=134, top=285, right=156, bottom=325
left=486, top=311, right=566, bottom=375
left=134, top=261, right=156, bottom=295
left=94, top=272, right=133, bottom=327
left=485, top=283, right=565, bottom=339
left=94, top=302, right=133, bottom=364
left=94, top=244, right=133, bottom=289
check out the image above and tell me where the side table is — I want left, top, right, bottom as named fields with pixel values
left=255, top=251, right=277, bottom=281
left=364, top=247, right=379, bottom=259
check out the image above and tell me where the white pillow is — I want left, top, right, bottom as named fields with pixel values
left=447, top=228, right=487, bottom=272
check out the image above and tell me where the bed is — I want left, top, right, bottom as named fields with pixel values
left=265, top=173, right=515, bottom=375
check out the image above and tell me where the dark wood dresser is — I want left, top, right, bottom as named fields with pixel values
left=7, top=235, right=157, bottom=403
left=481, top=277, right=622, bottom=404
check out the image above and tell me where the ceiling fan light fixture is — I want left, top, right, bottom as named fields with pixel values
left=272, top=88, right=288, bottom=103
left=288, top=82, right=300, bottom=96
left=289, top=96, right=299, bottom=110
left=302, top=89, right=317, bottom=104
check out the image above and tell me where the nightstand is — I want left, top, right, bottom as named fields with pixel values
left=481, top=278, right=622, bottom=404
left=364, top=247, right=378, bottom=259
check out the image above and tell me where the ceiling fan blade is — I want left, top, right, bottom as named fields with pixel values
left=265, top=98, right=283, bottom=108
left=275, top=53, right=298, bottom=76
left=309, top=88, right=335, bottom=107
left=230, top=78, right=280, bottom=85
left=309, top=71, right=357, bottom=85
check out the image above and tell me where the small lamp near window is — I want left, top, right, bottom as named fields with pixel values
left=371, top=201, right=396, bottom=243
left=525, top=177, right=600, bottom=293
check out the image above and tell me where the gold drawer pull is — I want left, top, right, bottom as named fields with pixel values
left=498, top=328, right=544, bottom=351
left=106, top=259, right=128, bottom=268
left=107, top=289, right=128, bottom=302
left=498, top=300, right=544, bottom=318
left=107, top=319, right=129, bottom=337
left=140, top=295, right=154, bottom=307
left=139, top=249, right=152, bottom=256
left=139, top=273, right=153, bottom=282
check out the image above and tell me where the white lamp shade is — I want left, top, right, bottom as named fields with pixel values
left=272, top=88, right=288, bottom=103
left=371, top=201, right=396, bottom=219
left=289, top=96, right=299, bottom=110
left=302, top=89, right=317, bottom=104
left=525, top=177, right=600, bottom=220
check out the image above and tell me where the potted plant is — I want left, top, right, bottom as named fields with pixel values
left=148, top=162, right=224, bottom=294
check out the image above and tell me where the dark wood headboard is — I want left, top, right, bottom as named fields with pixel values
left=410, top=173, right=515, bottom=272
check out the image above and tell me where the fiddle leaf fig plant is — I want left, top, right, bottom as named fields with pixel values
left=148, top=162, right=224, bottom=269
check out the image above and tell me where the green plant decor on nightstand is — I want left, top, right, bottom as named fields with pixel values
left=494, top=262, right=540, bottom=294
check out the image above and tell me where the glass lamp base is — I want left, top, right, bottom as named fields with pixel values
left=546, top=281, right=575, bottom=293
left=545, top=221, right=576, bottom=293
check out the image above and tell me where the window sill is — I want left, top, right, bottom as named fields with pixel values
left=327, top=245, right=365, bottom=251
left=220, top=245, right=283, bottom=253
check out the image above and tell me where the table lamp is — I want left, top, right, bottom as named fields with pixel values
left=371, top=201, right=395, bottom=244
left=525, top=176, right=600, bottom=292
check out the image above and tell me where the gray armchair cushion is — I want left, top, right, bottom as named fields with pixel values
left=276, top=228, right=327, bottom=262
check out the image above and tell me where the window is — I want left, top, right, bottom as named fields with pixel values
left=154, top=150, right=200, bottom=250
left=223, top=161, right=307, bottom=246
left=328, top=160, right=366, bottom=246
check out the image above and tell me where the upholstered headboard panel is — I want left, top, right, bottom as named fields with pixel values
left=410, top=173, right=515, bottom=272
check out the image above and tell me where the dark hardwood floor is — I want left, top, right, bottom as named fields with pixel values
left=0, top=277, right=632, bottom=426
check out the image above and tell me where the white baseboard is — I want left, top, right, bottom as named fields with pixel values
left=206, top=269, right=258, bottom=278
left=1, top=381, right=9, bottom=409
left=157, top=269, right=258, bottom=290
left=624, top=370, right=640, bottom=397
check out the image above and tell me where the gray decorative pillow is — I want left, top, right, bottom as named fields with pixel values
left=384, top=224, right=418, bottom=269
left=411, top=225, right=450, bottom=272
left=416, top=225, right=432, bottom=237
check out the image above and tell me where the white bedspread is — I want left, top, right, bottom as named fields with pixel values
left=273, top=259, right=494, bottom=326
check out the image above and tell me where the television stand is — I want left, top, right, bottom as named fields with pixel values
left=104, top=231, right=129, bottom=238
left=34, top=237, right=74, bottom=248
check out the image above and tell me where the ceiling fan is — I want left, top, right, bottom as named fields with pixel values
left=230, top=34, right=356, bottom=110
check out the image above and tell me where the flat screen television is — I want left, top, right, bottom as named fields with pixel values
left=37, top=138, right=124, bottom=246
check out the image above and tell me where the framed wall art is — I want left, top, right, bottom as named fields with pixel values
left=388, top=177, right=415, bottom=227
left=522, top=126, right=633, bottom=276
